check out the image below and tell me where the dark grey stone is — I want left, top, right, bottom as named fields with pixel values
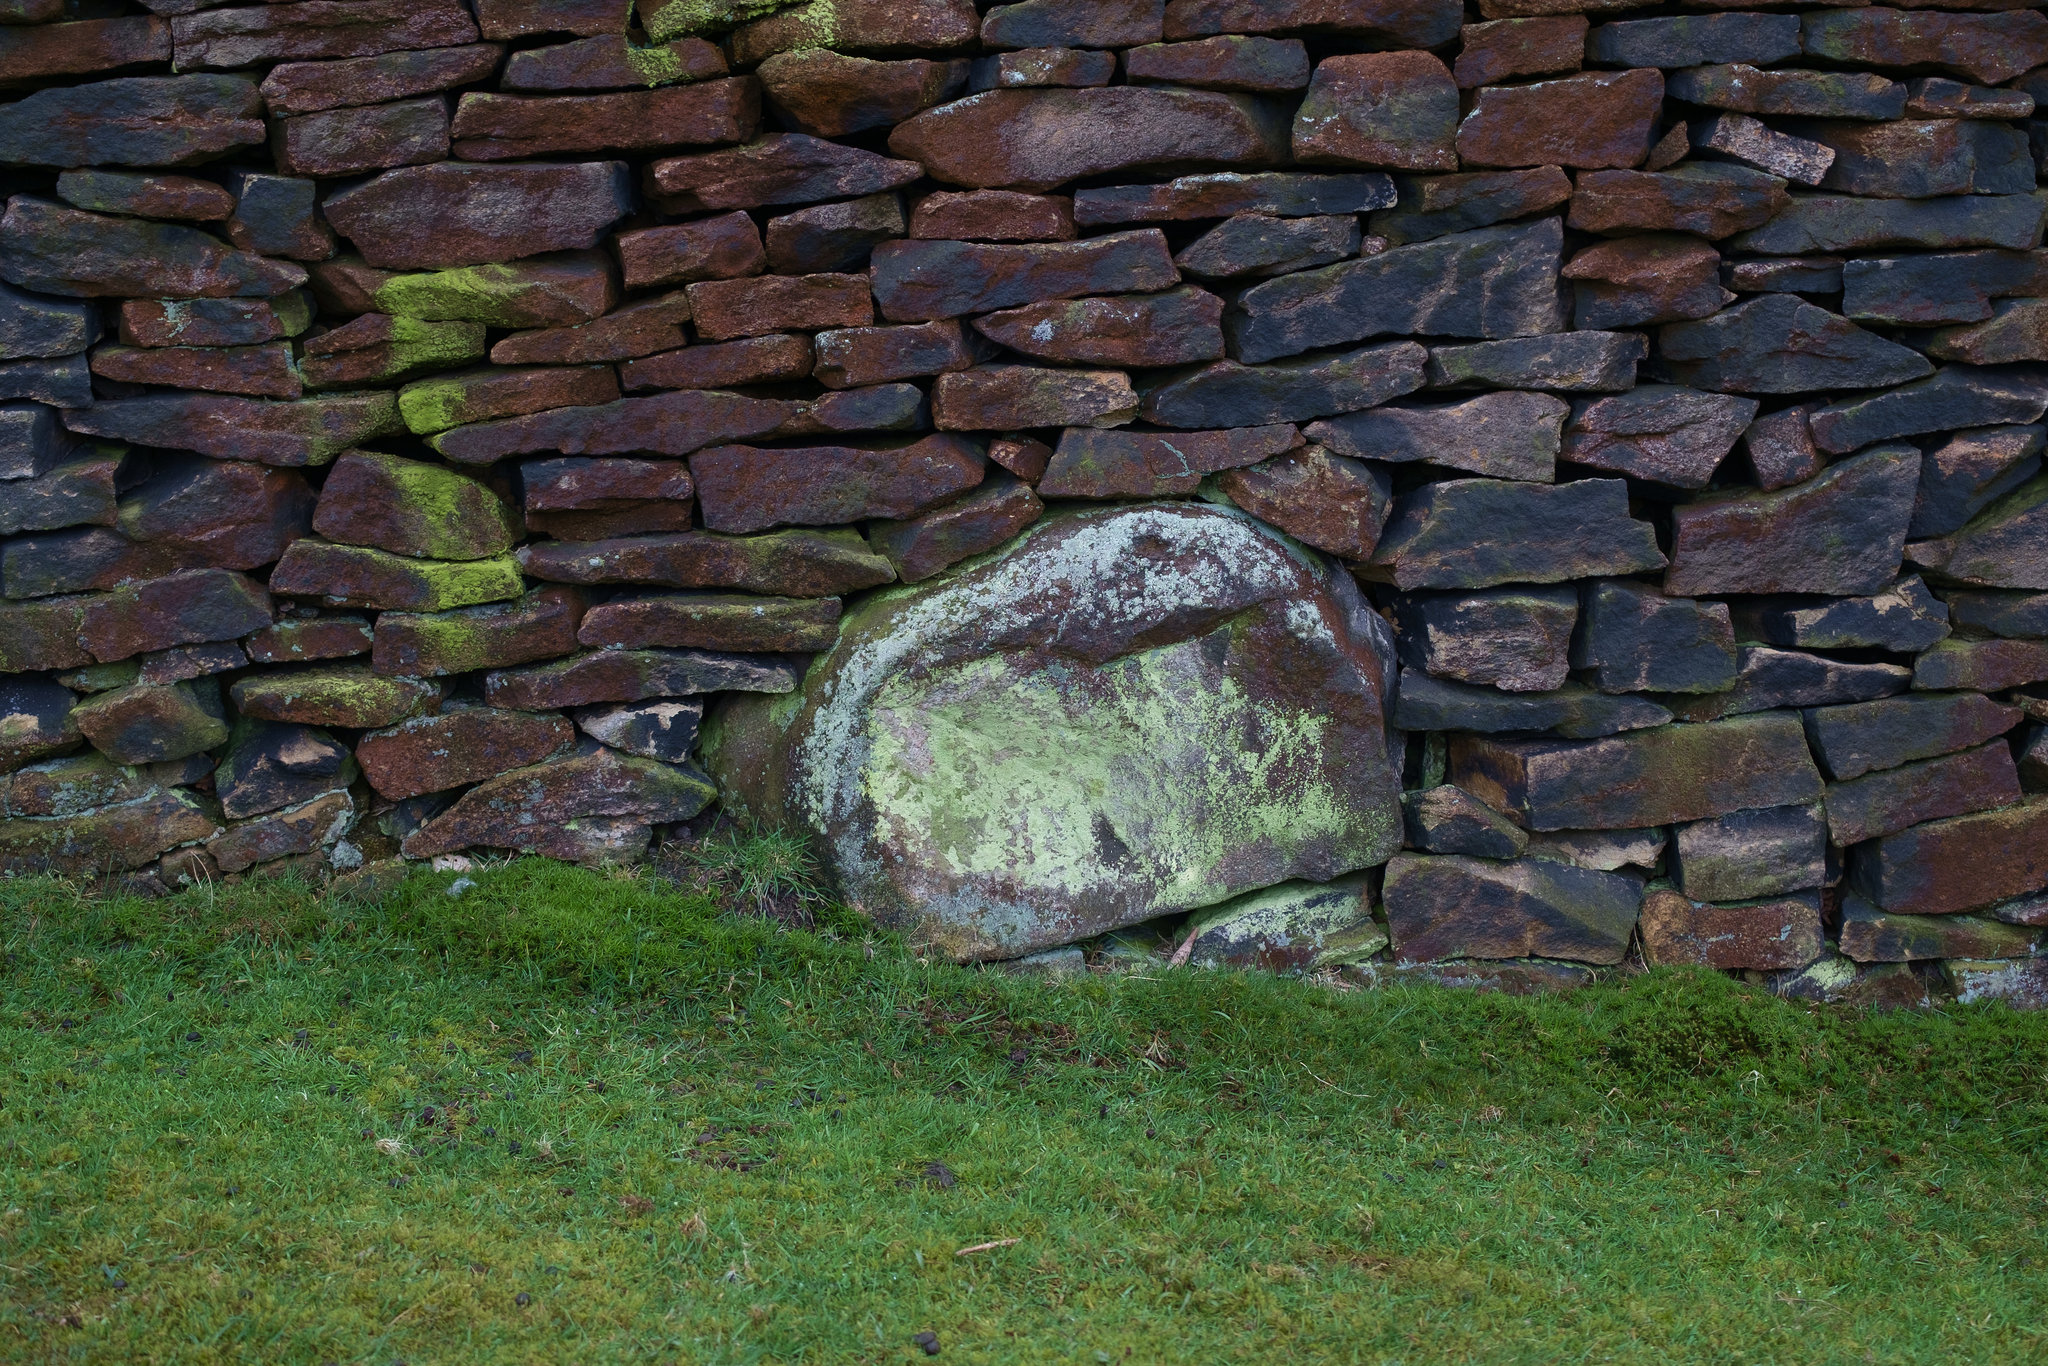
left=1572, top=580, right=1737, bottom=695
left=1666, top=65, right=1906, bottom=120
left=1306, top=391, right=1567, bottom=482
left=572, top=698, right=704, bottom=762
left=1587, top=14, right=1801, bottom=69
left=1366, top=167, right=1574, bottom=246
left=0, top=282, right=99, bottom=360
left=1174, top=212, right=1359, bottom=280
left=1562, top=385, right=1758, bottom=489
left=1729, top=193, right=2048, bottom=256
left=1367, top=477, right=1665, bottom=590
left=1402, top=784, right=1528, bottom=859
left=1723, top=257, right=1843, bottom=295
left=1426, top=332, right=1646, bottom=393
left=1739, top=404, right=1824, bottom=490
left=213, top=717, right=353, bottom=821
left=1392, top=670, right=1673, bottom=740
left=1909, top=424, right=2044, bottom=536
left=1071, top=171, right=1395, bottom=225
left=0, top=357, right=92, bottom=409
left=1733, top=576, right=1952, bottom=653
left=1139, top=342, right=1425, bottom=428
left=1807, top=365, right=2048, bottom=454
left=1657, top=295, right=1933, bottom=394
left=0, top=75, right=265, bottom=168
left=1946, top=589, right=2048, bottom=638
left=1227, top=218, right=1567, bottom=365
left=1841, top=250, right=2048, bottom=327
left=1716, top=647, right=1913, bottom=714
left=1805, top=119, right=2034, bottom=200
left=1803, top=691, right=2021, bottom=781
left=765, top=192, right=905, bottom=275
left=1383, top=852, right=1643, bottom=966
left=0, top=402, right=76, bottom=480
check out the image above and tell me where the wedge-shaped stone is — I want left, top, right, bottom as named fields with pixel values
left=116, top=455, right=315, bottom=571
left=577, top=592, right=840, bottom=653
left=1162, top=0, right=1457, bottom=48
left=0, top=198, right=302, bottom=301
left=448, top=79, right=757, bottom=159
left=648, top=134, right=922, bottom=214
left=1730, top=193, right=2048, bottom=256
left=1804, top=691, right=2020, bottom=782
left=483, top=649, right=798, bottom=711
left=1708, top=647, right=1910, bottom=717
left=1451, top=714, right=1824, bottom=831
left=356, top=705, right=576, bottom=801
left=722, top=0, right=979, bottom=62
left=1034, top=425, right=1295, bottom=500
left=323, top=162, right=633, bottom=271
left=301, top=314, right=486, bottom=392
left=1384, top=853, right=1640, bottom=965
left=1640, top=889, right=1823, bottom=972
left=1665, top=445, right=1920, bottom=596
left=1910, top=474, right=2048, bottom=590
left=1839, top=898, right=2042, bottom=965
left=1391, top=586, right=1575, bottom=693
left=79, top=569, right=270, bottom=664
left=1184, top=875, right=1382, bottom=973
left=1227, top=218, right=1567, bottom=364
left=1402, top=785, right=1527, bottom=859
left=866, top=475, right=1044, bottom=584
left=690, top=434, right=984, bottom=534
left=214, top=718, right=353, bottom=821
left=1367, top=477, right=1663, bottom=590
left=1392, top=672, right=1671, bottom=740
left=1213, top=445, right=1390, bottom=559
left=1808, top=367, right=2048, bottom=455
left=1174, top=213, right=1357, bottom=281
left=1801, top=7, right=2048, bottom=87
left=1948, top=589, right=2048, bottom=639
left=518, top=529, right=895, bottom=598
left=372, top=586, right=584, bottom=678
left=1911, top=426, right=2044, bottom=539
left=259, top=43, right=506, bottom=116
left=1424, top=332, right=1646, bottom=393
left=1811, top=118, right=2033, bottom=201
left=65, top=392, right=400, bottom=469
left=1367, top=166, right=1572, bottom=246
left=1308, top=391, right=1566, bottom=481
left=1658, top=295, right=1932, bottom=394
left=754, top=49, right=966, bottom=137
left=1824, top=740, right=2020, bottom=846
left=870, top=230, right=1178, bottom=322
left=1140, top=343, right=1424, bottom=429
left=170, top=0, right=479, bottom=70
left=396, top=365, right=619, bottom=436
left=399, top=739, right=714, bottom=859
left=269, top=540, right=524, bottom=612
left=0, top=75, right=263, bottom=168
left=887, top=87, right=1290, bottom=192
left=1074, top=170, right=1392, bottom=225
left=1913, top=636, right=2048, bottom=692
left=1563, top=386, right=1756, bottom=488
left=429, top=389, right=795, bottom=465
left=1666, top=64, right=1904, bottom=120
left=1569, top=164, right=1789, bottom=240
left=974, top=287, right=1223, bottom=369
left=374, top=254, right=617, bottom=330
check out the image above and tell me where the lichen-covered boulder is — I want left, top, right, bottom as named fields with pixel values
left=704, top=503, right=1402, bottom=960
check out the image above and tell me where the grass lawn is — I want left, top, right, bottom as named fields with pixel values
left=3, top=857, right=2045, bottom=1365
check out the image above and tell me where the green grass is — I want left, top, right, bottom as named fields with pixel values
left=3, top=859, right=2045, bottom=1365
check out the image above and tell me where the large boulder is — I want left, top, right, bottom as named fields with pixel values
left=703, top=504, right=1402, bottom=960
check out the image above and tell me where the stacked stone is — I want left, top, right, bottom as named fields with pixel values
left=0, top=0, right=2042, bottom=1005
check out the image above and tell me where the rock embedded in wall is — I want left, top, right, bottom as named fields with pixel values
left=0, top=1, right=2038, bottom=1002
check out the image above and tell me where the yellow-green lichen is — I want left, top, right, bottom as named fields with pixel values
left=395, top=377, right=475, bottom=436
left=640, top=0, right=806, bottom=44
left=374, top=267, right=568, bottom=329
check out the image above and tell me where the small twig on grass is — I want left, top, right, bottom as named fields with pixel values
left=955, top=1239, right=1020, bottom=1257
left=1302, top=1064, right=1371, bottom=1099
left=1168, top=922, right=1199, bottom=968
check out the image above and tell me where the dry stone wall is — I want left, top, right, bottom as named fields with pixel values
left=1, top=0, right=2045, bottom=1006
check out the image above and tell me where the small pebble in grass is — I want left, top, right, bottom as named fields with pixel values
left=482, top=1126, right=496, bottom=1138
left=1433, top=1158, right=1447, bottom=1170
left=1146, top=1128, right=1155, bottom=1139
left=1099, top=1104, right=1108, bottom=1119
left=912, top=1329, right=940, bottom=1355
left=419, top=1107, right=436, bottom=1125
left=923, top=1162, right=956, bottom=1190
left=515, top=1292, right=531, bottom=1307
left=508, top=1141, right=520, bottom=1154
left=447, top=877, right=476, bottom=898
left=184, top=1032, right=201, bottom=1043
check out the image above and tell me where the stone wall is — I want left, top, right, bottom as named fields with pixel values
left=0, top=0, right=2044, bottom=1005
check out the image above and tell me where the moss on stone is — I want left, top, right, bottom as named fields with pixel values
left=373, top=267, right=565, bottom=330
left=640, top=0, right=805, bottom=44
left=395, top=376, right=474, bottom=436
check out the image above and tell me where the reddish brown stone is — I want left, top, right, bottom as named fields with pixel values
left=116, top=454, right=316, bottom=570
left=1453, top=16, right=1585, bottom=88
left=813, top=320, right=977, bottom=390
left=478, top=0, right=627, bottom=40
left=71, top=679, right=228, bottom=765
left=1824, top=740, right=2021, bottom=846
left=908, top=190, right=1075, bottom=243
left=170, top=0, right=481, bottom=71
left=54, top=170, right=230, bottom=222
left=79, top=569, right=272, bottom=664
left=397, top=364, right=620, bottom=437
left=614, top=212, right=764, bottom=290
left=756, top=48, right=966, bottom=137
left=1851, top=798, right=2048, bottom=916
left=1569, top=165, right=1791, bottom=239
left=243, top=615, right=373, bottom=665
left=429, top=389, right=797, bottom=464
left=578, top=592, right=842, bottom=651
left=1038, top=424, right=1300, bottom=499
left=1292, top=51, right=1458, bottom=172
left=0, top=530, right=194, bottom=601
left=518, top=527, right=895, bottom=596
left=258, top=43, right=507, bottom=116
left=690, top=433, right=984, bottom=534
left=1563, top=386, right=1758, bottom=491
left=304, top=257, right=397, bottom=315
left=1457, top=68, right=1663, bottom=170
left=648, top=133, right=922, bottom=213
left=1163, top=0, right=1457, bottom=47
left=1803, top=8, right=2048, bottom=87
left=207, top=789, right=352, bottom=875
left=0, top=16, right=169, bottom=84
left=763, top=193, right=904, bottom=275
left=864, top=473, right=1043, bottom=583
left=299, top=314, right=485, bottom=392
left=502, top=34, right=724, bottom=91
left=357, top=704, right=576, bottom=801
left=372, top=585, right=585, bottom=677
left=489, top=294, right=689, bottom=367
left=89, top=343, right=301, bottom=400
left=269, top=540, right=524, bottom=612
left=522, top=456, right=692, bottom=516
left=524, top=506, right=692, bottom=540
left=483, top=648, right=797, bottom=710
left=0, top=598, right=91, bottom=673
left=448, top=79, right=757, bottom=160
left=313, top=450, right=521, bottom=560
left=933, top=367, right=1137, bottom=431
left=1739, top=405, right=1825, bottom=492
left=871, top=230, right=1178, bottom=322
left=889, top=87, right=1289, bottom=192
left=619, top=335, right=813, bottom=392
left=1124, top=35, right=1309, bottom=93
left=722, top=0, right=980, bottom=61
left=322, top=161, right=633, bottom=271
left=971, top=48, right=1117, bottom=91
left=972, top=287, right=1224, bottom=368
left=989, top=434, right=1053, bottom=482
left=1561, top=235, right=1730, bottom=330
left=117, top=296, right=310, bottom=350
left=1640, top=889, right=1823, bottom=971
left=0, top=786, right=218, bottom=876
left=398, top=739, right=712, bottom=859
left=1214, top=444, right=1391, bottom=557
left=271, top=98, right=449, bottom=177
left=683, top=273, right=871, bottom=341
